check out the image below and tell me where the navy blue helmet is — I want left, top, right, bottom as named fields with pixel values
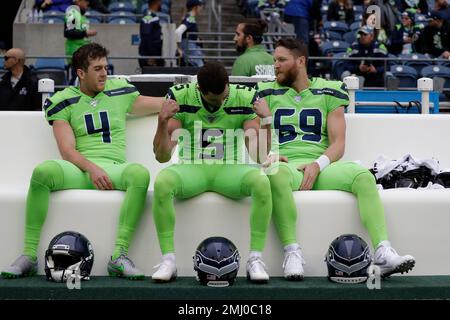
left=325, top=234, right=372, bottom=283
left=193, top=236, right=240, bottom=287
left=45, top=231, right=94, bottom=282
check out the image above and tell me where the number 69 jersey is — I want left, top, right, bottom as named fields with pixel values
left=44, top=79, right=139, bottom=164
left=168, top=82, right=257, bottom=164
left=256, top=78, right=349, bottom=162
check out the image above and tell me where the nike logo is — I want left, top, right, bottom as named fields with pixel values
left=110, top=265, right=124, bottom=272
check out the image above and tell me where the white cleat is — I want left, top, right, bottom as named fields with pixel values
left=151, top=259, right=177, bottom=282
left=246, top=257, right=269, bottom=283
left=283, top=248, right=305, bottom=281
left=374, top=243, right=415, bottom=278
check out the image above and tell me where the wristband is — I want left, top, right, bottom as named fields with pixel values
left=314, top=155, right=330, bottom=171
left=260, top=116, right=273, bottom=127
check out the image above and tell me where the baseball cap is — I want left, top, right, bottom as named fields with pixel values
left=401, top=11, right=415, bottom=22
left=358, top=25, right=374, bottom=35
left=186, top=0, right=203, bottom=9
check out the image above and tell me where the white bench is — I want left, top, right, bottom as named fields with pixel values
left=1, top=111, right=450, bottom=277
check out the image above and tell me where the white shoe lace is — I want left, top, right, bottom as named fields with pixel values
left=375, top=246, right=399, bottom=264
left=247, top=257, right=267, bottom=273
left=282, top=250, right=305, bottom=270
left=153, top=260, right=176, bottom=275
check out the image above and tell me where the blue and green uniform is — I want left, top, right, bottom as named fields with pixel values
left=257, top=78, right=388, bottom=247
left=152, top=83, right=272, bottom=254
left=24, top=79, right=150, bottom=260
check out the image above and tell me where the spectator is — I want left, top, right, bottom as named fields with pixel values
left=345, top=25, right=388, bottom=87
left=64, top=0, right=97, bottom=84
left=231, top=20, right=275, bottom=76
left=388, top=11, right=422, bottom=55
left=139, top=0, right=164, bottom=68
left=434, top=0, right=450, bottom=22
left=0, top=48, right=40, bottom=111
left=417, top=10, right=450, bottom=58
left=397, top=0, right=429, bottom=14
left=36, top=0, right=72, bottom=12
left=283, top=0, right=313, bottom=45
left=175, top=0, right=204, bottom=67
left=327, top=0, right=355, bottom=25
left=257, top=0, right=286, bottom=19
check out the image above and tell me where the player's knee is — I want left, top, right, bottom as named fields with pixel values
left=153, top=170, right=178, bottom=199
left=352, top=171, right=377, bottom=193
left=246, top=172, right=272, bottom=204
left=267, top=166, right=291, bottom=190
left=30, top=160, right=63, bottom=189
left=122, top=163, right=150, bottom=188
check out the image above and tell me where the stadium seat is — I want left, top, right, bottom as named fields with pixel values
left=33, top=58, right=67, bottom=86
left=421, top=65, right=450, bottom=88
left=323, top=21, right=349, bottom=35
left=343, top=31, right=356, bottom=44
left=108, top=1, right=136, bottom=13
left=85, top=10, right=104, bottom=22
left=350, top=21, right=361, bottom=32
left=0, top=57, right=4, bottom=69
left=322, top=40, right=350, bottom=56
left=43, top=10, right=64, bottom=18
left=331, top=51, right=348, bottom=80
left=87, top=16, right=102, bottom=24
left=107, top=11, right=137, bottom=23
left=108, top=17, right=136, bottom=24
left=42, top=16, right=65, bottom=24
left=399, top=53, right=432, bottom=74
left=324, top=30, right=343, bottom=41
left=389, top=65, right=418, bottom=88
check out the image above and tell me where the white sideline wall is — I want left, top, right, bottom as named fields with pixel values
left=1, top=112, right=450, bottom=277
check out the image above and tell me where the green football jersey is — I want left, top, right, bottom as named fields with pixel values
left=169, top=82, right=257, bottom=163
left=257, top=77, right=349, bottom=161
left=44, top=79, right=139, bottom=164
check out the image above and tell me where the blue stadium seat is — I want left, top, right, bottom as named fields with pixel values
left=389, top=65, right=418, bottom=88
left=33, top=58, right=67, bottom=86
left=421, top=65, right=450, bottom=88
left=353, top=5, right=363, bottom=14
left=107, top=11, right=136, bottom=23
left=399, top=53, right=432, bottom=74
left=350, top=21, right=361, bottom=32
left=87, top=16, right=102, bottom=24
left=343, top=31, right=356, bottom=44
left=0, top=57, right=4, bottom=69
left=322, top=40, right=350, bottom=55
left=42, top=16, right=65, bottom=24
left=324, top=30, right=343, bottom=41
left=354, top=13, right=363, bottom=22
left=108, top=1, right=136, bottom=13
left=108, top=17, right=136, bottom=24
left=43, top=10, right=64, bottom=18
left=34, top=58, right=66, bottom=70
left=323, top=21, right=349, bottom=35
left=331, top=51, right=348, bottom=80
left=86, top=10, right=104, bottom=21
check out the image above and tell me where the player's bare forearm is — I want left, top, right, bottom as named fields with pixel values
left=325, top=106, right=346, bottom=162
left=153, top=120, right=175, bottom=163
left=131, top=96, right=164, bottom=116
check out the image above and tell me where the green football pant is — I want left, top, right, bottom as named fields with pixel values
left=152, top=164, right=272, bottom=254
left=24, top=159, right=150, bottom=260
left=267, top=160, right=388, bottom=248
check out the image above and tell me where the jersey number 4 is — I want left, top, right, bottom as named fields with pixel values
left=274, top=108, right=322, bottom=144
left=84, top=111, right=111, bottom=143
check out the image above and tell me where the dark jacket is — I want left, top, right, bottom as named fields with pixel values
left=417, top=21, right=450, bottom=57
left=0, top=66, right=41, bottom=111
left=327, top=1, right=354, bottom=25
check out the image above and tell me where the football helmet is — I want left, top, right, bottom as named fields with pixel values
left=325, top=234, right=372, bottom=284
left=45, top=231, right=94, bottom=282
left=193, top=236, right=240, bottom=287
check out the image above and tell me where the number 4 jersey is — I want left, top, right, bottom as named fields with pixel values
left=44, top=79, right=139, bottom=164
left=257, top=77, right=349, bottom=162
left=168, top=83, right=257, bottom=164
